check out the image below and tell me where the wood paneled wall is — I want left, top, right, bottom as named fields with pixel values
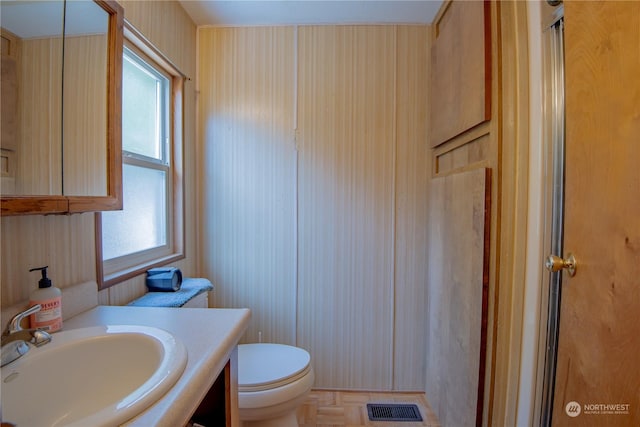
left=297, top=25, right=397, bottom=390
left=15, top=37, right=63, bottom=195
left=198, top=27, right=298, bottom=345
left=198, top=25, right=429, bottom=390
left=1, top=214, right=96, bottom=304
left=1, top=1, right=196, bottom=308
left=393, top=26, right=430, bottom=391
left=63, top=34, right=108, bottom=197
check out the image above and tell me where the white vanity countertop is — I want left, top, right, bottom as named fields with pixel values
left=63, top=305, right=251, bottom=427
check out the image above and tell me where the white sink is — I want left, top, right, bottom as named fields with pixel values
left=1, top=325, right=187, bottom=426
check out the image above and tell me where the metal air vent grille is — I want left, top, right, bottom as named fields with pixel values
left=366, top=403, right=423, bottom=422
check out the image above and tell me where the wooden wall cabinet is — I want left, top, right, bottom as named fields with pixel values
left=429, top=0, right=491, bottom=147
left=0, top=0, right=123, bottom=216
left=427, top=1, right=536, bottom=425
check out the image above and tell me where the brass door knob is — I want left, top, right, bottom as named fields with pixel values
left=545, top=253, right=577, bottom=276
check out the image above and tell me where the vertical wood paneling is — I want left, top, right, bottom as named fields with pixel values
left=198, top=24, right=430, bottom=391
left=105, top=274, right=146, bottom=306
left=63, top=34, right=108, bottom=196
left=118, top=0, right=196, bottom=79
left=1, top=214, right=96, bottom=304
left=393, top=26, right=429, bottom=391
left=16, top=38, right=63, bottom=195
left=198, top=27, right=297, bottom=344
left=1, top=1, right=197, bottom=309
left=297, top=26, right=397, bottom=390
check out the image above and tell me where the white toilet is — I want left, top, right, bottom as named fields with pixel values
left=237, top=343, right=314, bottom=427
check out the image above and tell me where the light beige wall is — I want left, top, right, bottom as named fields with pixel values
left=198, top=26, right=297, bottom=344
left=297, top=25, right=397, bottom=390
left=63, top=34, right=108, bottom=197
left=15, top=37, right=63, bottom=195
left=394, top=25, right=430, bottom=390
left=198, top=25, right=429, bottom=391
left=0, top=1, right=197, bottom=308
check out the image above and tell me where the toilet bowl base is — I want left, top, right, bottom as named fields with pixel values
left=237, top=343, right=314, bottom=427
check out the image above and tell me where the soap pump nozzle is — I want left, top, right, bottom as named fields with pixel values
left=29, top=266, right=52, bottom=289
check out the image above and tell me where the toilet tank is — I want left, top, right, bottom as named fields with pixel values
left=180, top=292, right=208, bottom=308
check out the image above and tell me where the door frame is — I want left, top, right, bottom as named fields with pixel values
left=515, top=2, right=565, bottom=426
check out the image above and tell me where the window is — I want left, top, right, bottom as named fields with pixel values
left=97, top=33, right=184, bottom=289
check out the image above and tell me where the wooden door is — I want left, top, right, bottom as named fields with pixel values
left=552, top=2, right=640, bottom=426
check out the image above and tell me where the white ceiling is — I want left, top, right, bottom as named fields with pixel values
left=178, top=0, right=444, bottom=27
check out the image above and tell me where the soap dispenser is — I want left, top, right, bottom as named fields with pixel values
left=29, top=266, right=62, bottom=332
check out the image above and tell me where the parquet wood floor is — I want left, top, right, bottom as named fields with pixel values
left=297, top=390, right=441, bottom=427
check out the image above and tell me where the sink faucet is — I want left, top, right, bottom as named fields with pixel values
left=1, top=305, right=52, bottom=367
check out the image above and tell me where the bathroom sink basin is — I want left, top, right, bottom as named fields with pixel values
left=1, top=325, right=187, bottom=426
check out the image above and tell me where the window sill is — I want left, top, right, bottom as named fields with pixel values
left=99, top=252, right=185, bottom=290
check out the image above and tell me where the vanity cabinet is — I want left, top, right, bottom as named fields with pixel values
left=429, top=0, right=491, bottom=147
left=0, top=0, right=123, bottom=216
left=61, top=306, right=249, bottom=427
left=189, top=357, right=240, bottom=426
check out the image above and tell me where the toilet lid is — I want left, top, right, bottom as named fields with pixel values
left=238, top=343, right=311, bottom=391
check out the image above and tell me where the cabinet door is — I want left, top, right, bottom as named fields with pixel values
left=0, top=0, right=123, bottom=215
left=426, top=167, right=491, bottom=426
left=430, top=0, right=491, bottom=147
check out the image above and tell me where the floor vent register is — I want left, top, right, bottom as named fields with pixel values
left=367, top=403, right=423, bottom=422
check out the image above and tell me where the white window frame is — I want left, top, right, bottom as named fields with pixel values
left=96, top=23, right=185, bottom=289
